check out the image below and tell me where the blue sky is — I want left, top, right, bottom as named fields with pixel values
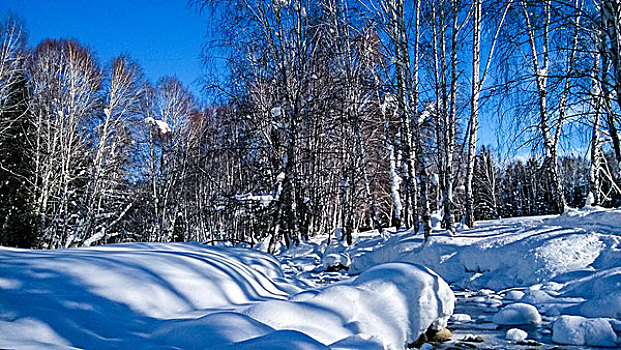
left=0, top=0, right=590, bottom=158
left=1, top=0, right=207, bottom=97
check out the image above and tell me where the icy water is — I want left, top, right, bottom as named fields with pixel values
left=277, top=252, right=605, bottom=350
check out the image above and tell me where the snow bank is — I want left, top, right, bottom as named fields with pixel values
left=0, top=243, right=454, bottom=349
left=560, top=267, right=621, bottom=319
left=244, top=262, right=454, bottom=349
left=544, top=206, right=621, bottom=235
left=0, top=243, right=296, bottom=349
left=552, top=315, right=618, bottom=347
left=350, top=207, right=621, bottom=296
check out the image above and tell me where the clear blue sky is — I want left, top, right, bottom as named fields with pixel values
left=1, top=0, right=207, bottom=97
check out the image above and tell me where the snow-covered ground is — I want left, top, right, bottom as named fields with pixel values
left=0, top=243, right=452, bottom=349
left=278, top=206, right=621, bottom=348
left=1, top=206, right=620, bottom=349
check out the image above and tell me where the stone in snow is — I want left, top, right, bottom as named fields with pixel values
left=552, top=315, right=618, bottom=347
left=492, top=303, right=541, bottom=325
left=504, top=290, right=525, bottom=301
left=450, top=314, right=472, bottom=323
left=505, top=328, right=528, bottom=342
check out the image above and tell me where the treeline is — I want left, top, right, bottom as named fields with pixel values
left=1, top=0, right=621, bottom=249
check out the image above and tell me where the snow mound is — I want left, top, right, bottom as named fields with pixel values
left=347, top=207, right=621, bottom=319
left=504, top=290, right=525, bottom=301
left=505, top=328, right=528, bottom=342
left=151, top=312, right=275, bottom=349
left=244, top=262, right=454, bottom=349
left=492, top=303, right=541, bottom=325
left=552, top=315, right=618, bottom=347
left=213, top=329, right=330, bottom=350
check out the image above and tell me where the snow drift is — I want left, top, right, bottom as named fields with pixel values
left=0, top=242, right=454, bottom=349
left=350, top=208, right=621, bottom=304
left=244, top=262, right=454, bottom=349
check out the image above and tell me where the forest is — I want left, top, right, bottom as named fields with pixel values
left=1, top=0, right=620, bottom=250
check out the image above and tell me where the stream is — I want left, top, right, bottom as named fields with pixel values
left=277, top=247, right=604, bottom=350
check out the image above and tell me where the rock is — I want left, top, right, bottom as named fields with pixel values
left=420, top=343, right=434, bottom=350
left=516, top=339, right=543, bottom=346
left=409, top=333, right=427, bottom=348
left=487, top=299, right=503, bottom=307
left=470, top=296, right=487, bottom=303
left=504, top=290, right=525, bottom=301
left=521, top=289, right=556, bottom=304
left=426, top=327, right=452, bottom=342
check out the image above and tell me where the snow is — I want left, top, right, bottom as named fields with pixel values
left=145, top=116, right=171, bottom=136
left=2, top=206, right=621, bottom=349
left=504, top=290, right=525, bottom=301
left=544, top=206, right=621, bottom=235
left=234, top=193, right=274, bottom=207
left=350, top=208, right=621, bottom=299
left=321, top=252, right=350, bottom=270
left=552, top=315, right=618, bottom=347
left=505, top=328, right=528, bottom=341
left=243, top=263, right=454, bottom=349
left=450, top=313, right=472, bottom=322
left=270, top=106, right=282, bottom=118
left=492, top=303, right=542, bottom=325
left=0, top=243, right=453, bottom=349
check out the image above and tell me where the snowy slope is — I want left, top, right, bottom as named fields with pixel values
left=0, top=242, right=453, bottom=349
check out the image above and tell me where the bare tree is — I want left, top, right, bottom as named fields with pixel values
left=79, top=56, right=145, bottom=245
left=464, top=0, right=509, bottom=227
left=28, top=39, right=101, bottom=248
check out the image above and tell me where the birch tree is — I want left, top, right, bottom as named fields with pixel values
left=0, top=16, right=34, bottom=246
left=464, top=0, right=509, bottom=227
left=142, top=77, right=194, bottom=242
left=28, top=39, right=101, bottom=248
left=79, top=56, right=145, bottom=245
